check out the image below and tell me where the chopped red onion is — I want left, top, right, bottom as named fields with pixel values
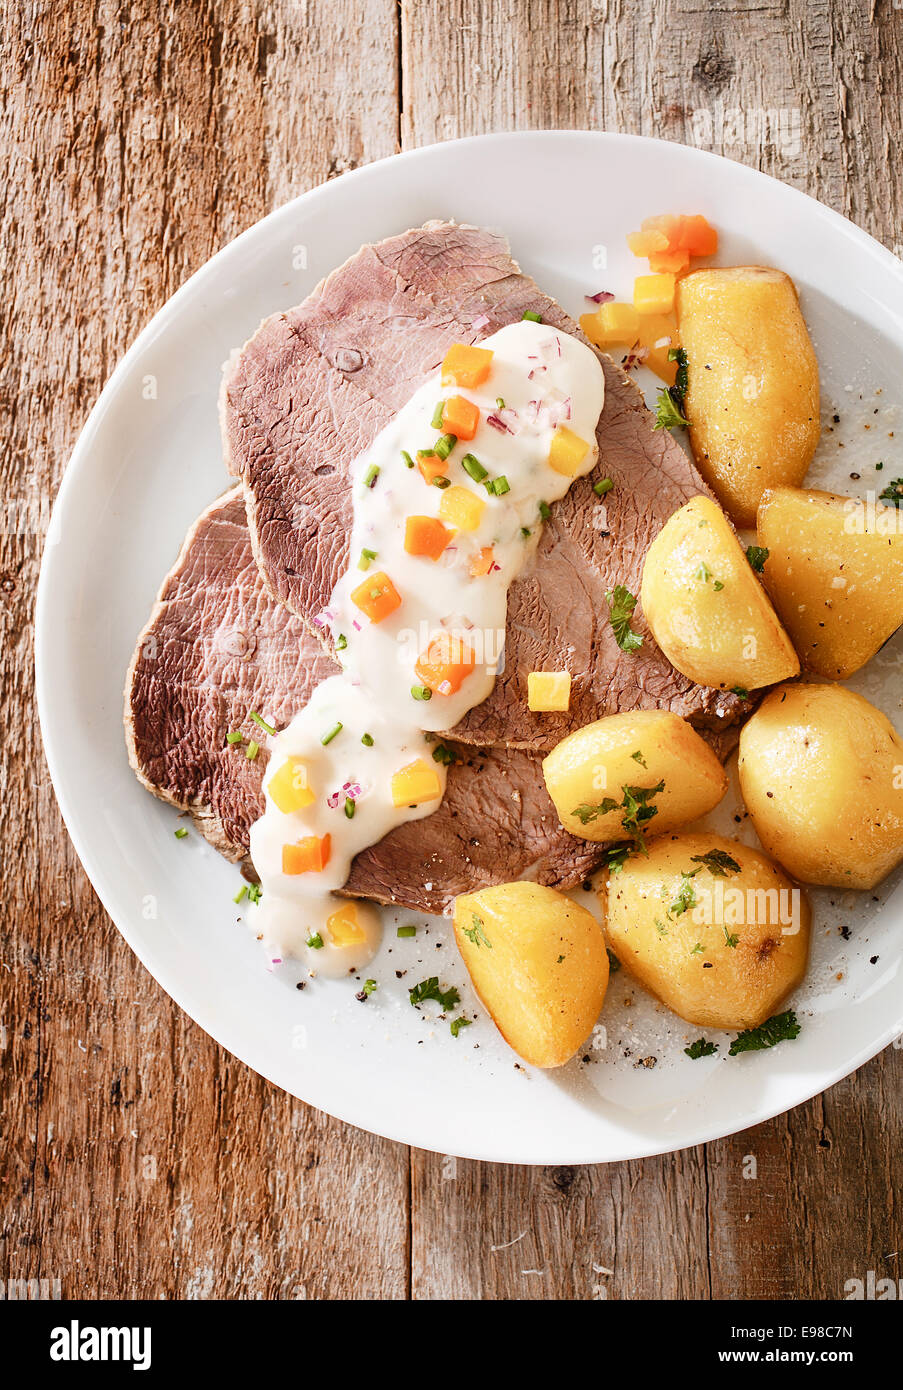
left=586, top=290, right=615, bottom=305
left=472, top=313, right=490, bottom=330
left=499, top=408, right=522, bottom=435
left=352, top=619, right=362, bottom=631
left=437, top=679, right=452, bottom=696
left=487, top=413, right=513, bottom=434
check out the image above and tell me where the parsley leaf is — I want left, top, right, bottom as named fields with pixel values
left=879, top=478, right=903, bottom=507
left=654, top=387, right=688, bottom=431
left=668, top=346, right=689, bottom=405
left=746, top=545, right=770, bottom=573
left=409, top=977, right=461, bottom=1011
left=723, top=926, right=739, bottom=949
left=728, top=1010, right=801, bottom=1056
left=669, top=873, right=698, bottom=918
left=605, top=585, right=644, bottom=653
left=606, top=844, right=632, bottom=875
left=631, top=750, right=647, bottom=768
left=690, top=849, right=742, bottom=878
left=450, top=1015, right=472, bottom=1038
left=462, top=913, right=492, bottom=949
left=685, top=1037, right=718, bottom=1060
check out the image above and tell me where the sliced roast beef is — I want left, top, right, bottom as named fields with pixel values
left=125, top=490, right=605, bottom=911
left=221, top=220, right=748, bottom=751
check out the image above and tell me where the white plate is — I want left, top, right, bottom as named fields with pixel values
left=36, top=131, right=903, bottom=1164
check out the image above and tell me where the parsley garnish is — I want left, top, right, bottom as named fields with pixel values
left=409, top=977, right=460, bottom=1011
left=669, top=873, right=697, bottom=917
left=462, top=913, right=492, bottom=949
left=606, top=845, right=632, bottom=875
left=723, top=926, right=739, bottom=949
left=690, top=849, right=742, bottom=878
left=728, top=1010, right=801, bottom=1056
left=450, top=1015, right=472, bottom=1038
left=879, top=478, right=903, bottom=506
left=746, top=545, right=769, bottom=573
left=731, top=686, right=749, bottom=699
left=668, top=346, right=688, bottom=404
left=572, top=781, right=664, bottom=853
left=631, top=750, right=647, bottom=768
left=654, top=387, right=688, bottom=431
left=605, top=584, right=644, bottom=653
left=685, top=1037, right=718, bottom=1060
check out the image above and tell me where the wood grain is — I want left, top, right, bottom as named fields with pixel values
left=2, top=0, right=901, bottom=1302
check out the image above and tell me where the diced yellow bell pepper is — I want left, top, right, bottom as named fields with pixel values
left=268, top=756, right=315, bottom=813
left=527, top=671, right=572, bottom=712
left=326, top=903, right=366, bottom=947
left=637, top=313, right=680, bottom=385
left=548, top=425, right=590, bottom=477
left=390, top=758, right=443, bottom=808
left=439, top=484, right=485, bottom=532
left=633, top=273, right=676, bottom=316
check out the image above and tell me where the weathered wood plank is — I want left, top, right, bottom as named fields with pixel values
left=0, top=0, right=407, bottom=1300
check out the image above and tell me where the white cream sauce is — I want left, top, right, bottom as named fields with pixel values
left=248, top=320, right=605, bottom=971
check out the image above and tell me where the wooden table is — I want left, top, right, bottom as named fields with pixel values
left=3, top=0, right=901, bottom=1301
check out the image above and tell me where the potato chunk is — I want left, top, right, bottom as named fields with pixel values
left=756, top=485, right=903, bottom=680
left=640, top=495, right=799, bottom=690
left=542, top=710, right=727, bottom=842
left=676, top=266, right=820, bottom=527
left=600, top=834, right=810, bottom=1030
left=453, top=883, right=609, bottom=1068
left=738, top=683, right=903, bottom=889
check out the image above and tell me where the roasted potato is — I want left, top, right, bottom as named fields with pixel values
left=599, top=833, right=810, bottom=1030
left=640, top=494, right=800, bottom=690
left=453, top=882, right=609, bottom=1068
left=676, top=267, right=820, bottom=526
left=542, top=709, right=727, bottom=842
left=738, top=683, right=903, bottom=889
left=757, top=485, right=903, bottom=680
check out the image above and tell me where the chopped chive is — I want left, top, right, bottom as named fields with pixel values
left=397, top=925, right=417, bottom=938
left=522, top=309, right=542, bottom=322
left=401, top=450, right=415, bottom=469
left=336, top=633, right=348, bottom=651
left=431, top=744, right=455, bottom=765
left=226, top=730, right=243, bottom=744
left=358, top=547, right=377, bottom=570
left=491, top=476, right=510, bottom=495
left=361, top=978, right=377, bottom=996
left=434, top=433, right=456, bottom=461
left=430, top=475, right=451, bottom=489
left=496, top=397, right=506, bottom=409
left=233, top=885, right=248, bottom=904
left=245, top=740, right=259, bottom=760
left=247, top=882, right=262, bottom=904
left=250, top=711, right=277, bottom=736
left=363, top=464, right=380, bottom=488
left=461, top=452, right=488, bottom=482
left=344, top=797, right=356, bottom=819
left=411, top=685, right=433, bottom=701
left=538, top=500, right=551, bottom=520
left=306, top=932, right=324, bottom=950
left=431, top=400, right=446, bottom=429
left=361, top=732, right=374, bottom=746
left=174, top=827, right=188, bottom=839
left=321, top=721, right=343, bottom=745
left=593, top=478, right=614, bottom=497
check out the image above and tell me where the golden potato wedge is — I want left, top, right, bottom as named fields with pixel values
left=453, top=882, right=608, bottom=1068
left=676, top=267, right=820, bottom=526
left=599, top=833, right=810, bottom=1031
left=542, top=709, right=727, bottom=842
left=738, top=682, right=903, bottom=889
left=640, top=494, right=800, bottom=690
left=756, top=485, right=903, bottom=680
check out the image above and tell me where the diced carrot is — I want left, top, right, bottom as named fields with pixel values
left=469, top=546, right=495, bottom=577
left=350, top=571, right=402, bottom=623
left=675, top=214, right=718, bottom=256
left=636, top=313, right=679, bottom=385
left=415, top=632, right=476, bottom=695
left=441, top=343, right=494, bottom=389
left=648, top=246, right=691, bottom=275
left=282, top=833, right=331, bottom=875
left=417, top=452, right=448, bottom=485
left=626, top=229, right=669, bottom=258
left=441, top=394, right=480, bottom=440
left=404, top=515, right=453, bottom=561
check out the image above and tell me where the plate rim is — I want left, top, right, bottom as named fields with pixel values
left=35, top=129, right=903, bottom=1164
